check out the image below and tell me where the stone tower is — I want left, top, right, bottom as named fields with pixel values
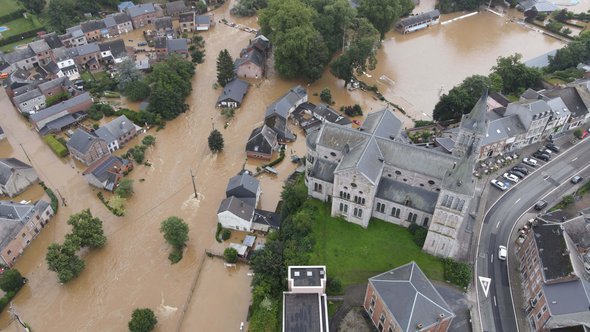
left=452, top=90, right=489, bottom=158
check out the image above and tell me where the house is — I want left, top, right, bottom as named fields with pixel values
left=179, top=12, right=196, bottom=32
left=225, top=171, right=260, bottom=207
left=251, top=209, right=281, bottom=233
left=93, top=115, right=139, bottom=152
left=12, top=76, right=74, bottom=114
left=516, top=217, right=590, bottom=331
left=518, top=0, right=558, bottom=14
left=127, top=3, right=162, bottom=29
left=543, top=85, right=589, bottom=130
left=29, top=92, right=92, bottom=135
left=1, top=47, right=37, bottom=71
left=103, top=13, right=134, bottom=37
left=81, top=20, right=107, bottom=42
left=0, top=158, right=39, bottom=197
left=364, top=262, right=455, bottom=332
left=306, top=99, right=481, bottom=258
left=283, top=266, right=329, bottom=332
left=234, top=48, right=265, bottom=79
left=165, top=0, right=188, bottom=17
left=245, top=125, right=279, bottom=160
left=166, top=38, right=188, bottom=58
left=245, top=35, right=271, bottom=56
left=53, top=47, right=80, bottom=80
left=154, top=16, right=174, bottom=38
left=264, top=85, right=307, bottom=142
left=12, top=88, right=45, bottom=114
left=83, top=155, right=133, bottom=191
left=217, top=196, right=255, bottom=231
left=195, top=15, right=212, bottom=31
left=67, top=128, right=110, bottom=166
left=42, top=32, right=64, bottom=50
left=395, top=10, right=440, bottom=34
left=0, top=200, right=53, bottom=266
left=28, top=39, right=54, bottom=65
left=39, top=61, right=63, bottom=80
left=61, top=25, right=88, bottom=48
left=217, top=79, right=249, bottom=108
left=118, top=1, right=135, bottom=13
left=99, top=39, right=128, bottom=64
left=154, top=37, right=167, bottom=59
left=75, top=43, right=101, bottom=71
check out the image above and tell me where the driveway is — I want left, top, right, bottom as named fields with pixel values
left=433, top=281, right=472, bottom=332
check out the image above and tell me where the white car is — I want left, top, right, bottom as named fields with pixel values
left=498, top=245, right=507, bottom=261
left=523, top=157, right=538, bottom=167
left=490, top=179, right=507, bottom=191
left=503, top=172, right=519, bottom=183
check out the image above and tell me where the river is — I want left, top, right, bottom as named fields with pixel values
left=0, top=1, right=564, bottom=331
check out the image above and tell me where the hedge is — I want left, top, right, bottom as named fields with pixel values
left=0, top=9, right=25, bottom=24
left=44, top=135, right=68, bottom=157
left=0, top=27, right=45, bottom=47
left=40, top=182, right=58, bottom=213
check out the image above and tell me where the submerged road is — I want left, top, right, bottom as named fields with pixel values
left=476, top=140, right=590, bottom=332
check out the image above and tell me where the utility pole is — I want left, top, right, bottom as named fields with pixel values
left=19, top=144, right=32, bottom=164
left=9, top=304, right=30, bottom=332
left=56, top=189, right=67, bottom=206
left=190, top=168, right=198, bottom=199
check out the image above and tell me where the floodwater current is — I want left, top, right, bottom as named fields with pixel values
left=0, top=0, right=565, bottom=331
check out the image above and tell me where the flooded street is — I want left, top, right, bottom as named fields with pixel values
left=0, top=1, right=573, bottom=331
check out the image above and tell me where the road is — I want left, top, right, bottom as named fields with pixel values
left=475, top=140, right=590, bottom=332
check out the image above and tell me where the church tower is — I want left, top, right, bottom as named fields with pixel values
left=452, top=90, right=489, bottom=158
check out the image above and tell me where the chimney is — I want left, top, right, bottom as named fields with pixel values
left=417, top=323, right=423, bottom=329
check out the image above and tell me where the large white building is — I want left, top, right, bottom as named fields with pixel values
left=305, top=94, right=487, bottom=258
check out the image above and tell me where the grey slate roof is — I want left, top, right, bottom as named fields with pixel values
left=99, top=39, right=127, bottom=59
left=53, top=47, right=79, bottom=61
left=103, top=16, right=117, bottom=28
left=505, top=99, right=552, bottom=129
left=30, top=92, right=91, bottom=123
left=543, top=280, right=590, bottom=316
left=460, top=90, right=489, bottom=136
left=154, top=36, right=166, bottom=49
left=93, top=126, right=117, bottom=146
left=2, top=47, right=35, bottom=64
left=246, top=125, right=277, bottom=155
left=0, top=201, right=39, bottom=249
left=41, top=61, right=61, bottom=75
left=434, top=137, right=455, bottom=153
left=13, top=88, right=42, bottom=105
left=113, top=12, right=132, bottom=25
left=369, top=262, right=455, bottom=332
left=234, top=48, right=264, bottom=68
left=165, top=0, right=187, bottom=15
left=337, top=138, right=383, bottom=184
left=360, top=108, right=403, bottom=139
left=100, top=115, right=135, bottom=139
left=118, top=1, right=134, bottom=12
left=195, top=15, right=210, bottom=25
left=81, top=20, right=106, bottom=33
left=310, top=158, right=337, bottom=183
left=217, top=79, right=249, bottom=105
left=253, top=209, right=281, bottom=230
left=0, top=158, right=34, bottom=186
left=83, top=155, right=130, bottom=191
left=76, top=43, right=100, bottom=56
left=28, top=39, right=50, bottom=54
left=482, top=114, right=526, bottom=146
left=396, top=10, right=440, bottom=28
left=39, top=76, right=69, bottom=93
left=376, top=178, right=439, bottom=213
left=226, top=172, right=259, bottom=199
left=543, top=87, right=588, bottom=119
left=67, top=128, right=103, bottom=154
left=265, top=85, right=307, bottom=119
left=167, top=39, right=188, bottom=53
left=155, top=16, right=173, bottom=30
left=179, top=11, right=195, bottom=23
left=218, top=196, right=255, bottom=221
left=312, top=104, right=346, bottom=123
left=127, top=3, right=156, bottom=18
left=43, top=32, right=63, bottom=49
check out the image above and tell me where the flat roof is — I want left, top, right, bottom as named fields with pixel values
left=283, top=293, right=322, bottom=332
left=290, top=266, right=325, bottom=287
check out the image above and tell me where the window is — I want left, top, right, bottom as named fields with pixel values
left=395, top=170, right=401, bottom=175
left=21, top=233, right=26, bottom=238
left=7, top=250, right=11, bottom=255
left=354, top=208, right=363, bottom=218
left=423, top=217, right=429, bottom=226
left=330, top=152, right=336, bottom=157
left=428, top=180, right=435, bottom=185
left=339, top=203, right=348, bottom=213
left=370, top=295, right=376, bottom=307
left=536, top=312, right=542, bottom=320
left=391, top=207, right=400, bottom=218
left=379, top=313, right=385, bottom=323
left=314, top=183, right=322, bottom=193
left=376, top=202, right=385, bottom=213
left=388, top=327, right=394, bottom=332
left=351, top=183, right=357, bottom=188
left=408, top=212, right=417, bottom=223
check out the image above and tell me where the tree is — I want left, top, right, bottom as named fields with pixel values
left=160, top=217, right=189, bottom=249
left=231, top=0, right=268, bottom=16
left=108, top=195, right=126, bottom=216
left=46, top=0, right=79, bottom=32
left=147, top=56, right=194, bottom=120
left=548, top=32, right=590, bottom=71
left=341, top=104, right=363, bottom=117
left=280, top=179, right=308, bottom=219
left=22, top=0, right=46, bottom=14
left=128, top=308, right=157, bottom=332
left=208, top=129, right=224, bottom=153
left=124, top=80, right=150, bottom=102
left=191, top=49, right=205, bottom=64
left=320, top=88, right=332, bottom=103
left=358, top=0, right=412, bottom=39
left=574, top=128, right=583, bottom=139
left=115, top=178, right=134, bottom=198
left=45, top=242, right=85, bottom=283
left=0, top=269, right=24, bottom=292
left=492, top=54, right=542, bottom=96
left=216, top=49, right=235, bottom=87
left=117, top=59, right=143, bottom=91
left=224, top=247, right=238, bottom=263
left=142, top=135, right=156, bottom=146
left=305, top=0, right=357, bottom=54
left=67, top=209, right=107, bottom=249
left=221, top=107, right=235, bottom=120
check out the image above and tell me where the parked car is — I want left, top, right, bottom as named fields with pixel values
left=582, top=130, right=589, bottom=139
left=546, top=143, right=560, bottom=153
left=137, top=41, right=147, bottom=46
left=491, top=179, right=507, bottom=191
left=523, top=157, right=538, bottom=167
left=352, top=120, right=361, bottom=126
left=0, top=73, right=8, bottom=79
left=538, top=148, right=552, bottom=155
left=571, top=175, right=583, bottom=184
left=503, top=172, right=519, bottom=183
left=534, top=200, right=548, bottom=211
left=532, top=152, right=550, bottom=162
left=509, top=170, right=526, bottom=179
left=498, top=245, right=507, bottom=261
left=512, top=166, right=529, bottom=175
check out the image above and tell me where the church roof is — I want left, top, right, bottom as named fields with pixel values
left=459, top=90, right=489, bottom=136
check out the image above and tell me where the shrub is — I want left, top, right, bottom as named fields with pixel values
left=40, top=182, right=59, bottom=213
left=44, top=135, right=68, bottom=157
left=128, top=308, right=157, bottom=332
left=414, top=120, right=434, bottom=128
left=413, top=227, right=428, bottom=248
left=221, top=229, right=231, bottom=241
left=443, top=259, right=472, bottom=288
left=326, top=277, right=342, bottom=295
left=142, top=135, right=156, bottom=146
left=340, top=104, right=363, bottom=117
left=0, top=269, right=24, bottom=293
left=224, top=247, right=238, bottom=263
left=574, top=128, right=583, bottom=139
left=168, top=248, right=183, bottom=264
left=320, top=88, right=332, bottom=104
left=215, top=223, right=223, bottom=243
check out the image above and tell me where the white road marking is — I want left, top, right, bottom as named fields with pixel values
left=514, top=198, right=521, bottom=205
left=490, top=254, right=494, bottom=263
left=494, top=296, right=497, bottom=307
left=479, top=276, right=492, bottom=297
left=496, top=221, right=501, bottom=229
left=572, top=157, right=578, bottom=162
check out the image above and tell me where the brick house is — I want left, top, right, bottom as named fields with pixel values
left=81, top=20, right=107, bottom=42
left=66, top=128, right=110, bottom=166
left=103, top=13, right=134, bottom=37
left=74, top=43, right=101, bottom=71
left=83, top=155, right=133, bottom=191
left=28, top=39, right=54, bottom=65
left=127, top=3, right=162, bottom=29
left=0, top=200, right=53, bottom=267
left=364, top=262, right=455, bottom=332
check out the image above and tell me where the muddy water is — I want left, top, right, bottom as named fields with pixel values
left=0, top=1, right=570, bottom=332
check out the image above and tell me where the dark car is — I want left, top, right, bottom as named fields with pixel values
left=571, top=176, right=583, bottom=184
left=534, top=200, right=548, bottom=211
left=510, top=170, right=526, bottom=179
left=512, top=166, right=529, bottom=175
left=546, top=143, right=560, bottom=153
left=532, top=152, right=550, bottom=162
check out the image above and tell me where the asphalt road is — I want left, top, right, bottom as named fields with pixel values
left=475, top=140, right=590, bottom=332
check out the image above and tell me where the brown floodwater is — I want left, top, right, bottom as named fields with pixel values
left=0, top=1, right=570, bottom=331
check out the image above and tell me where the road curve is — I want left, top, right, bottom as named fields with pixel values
left=475, top=140, right=590, bottom=332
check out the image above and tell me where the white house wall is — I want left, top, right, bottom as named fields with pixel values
left=217, top=211, right=252, bottom=231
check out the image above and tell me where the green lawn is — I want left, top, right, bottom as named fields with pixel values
left=3, top=16, right=43, bottom=38
left=308, top=200, right=444, bottom=287
left=0, top=0, right=22, bottom=15
left=0, top=35, right=35, bottom=52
